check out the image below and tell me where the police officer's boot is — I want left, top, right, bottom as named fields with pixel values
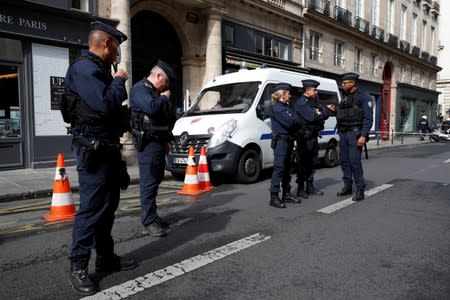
left=270, top=192, right=286, bottom=208
left=69, top=265, right=96, bottom=296
left=337, top=185, right=353, bottom=197
left=282, top=187, right=302, bottom=204
left=352, top=189, right=365, bottom=201
left=306, top=181, right=324, bottom=196
left=296, top=182, right=309, bottom=199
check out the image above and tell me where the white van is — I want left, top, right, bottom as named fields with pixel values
left=166, top=68, right=341, bottom=183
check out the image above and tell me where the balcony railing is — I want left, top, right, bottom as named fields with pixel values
left=308, top=0, right=331, bottom=16
left=387, top=33, right=399, bottom=48
left=399, top=40, right=410, bottom=53
left=309, top=47, right=322, bottom=62
left=411, top=46, right=420, bottom=57
left=334, top=55, right=345, bottom=67
left=354, top=63, right=364, bottom=73
left=354, top=16, right=370, bottom=33
left=421, top=51, right=430, bottom=61
left=430, top=56, right=437, bottom=65
left=371, top=25, right=385, bottom=42
left=334, top=6, right=352, bottom=26
left=267, top=0, right=286, bottom=8
left=433, top=2, right=440, bottom=12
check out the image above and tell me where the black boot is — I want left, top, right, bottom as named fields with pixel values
left=95, top=253, right=138, bottom=273
left=352, top=189, right=365, bottom=201
left=337, top=185, right=353, bottom=197
left=296, top=182, right=309, bottom=199
left=270, top=192, right=286, bottom=208
left=306, top=182, right=324, bottom=196
left=282, top=187, right=302, bottom=203
left=70, top=266, right=96, bottom=296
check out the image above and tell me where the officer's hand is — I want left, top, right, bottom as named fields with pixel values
left=114, top=68, right=128, bottom=81
left=161, top=90, right=171, bottom=99
left=326, top=104, right=336, bottom=112
left=357, top=136, right=366, bottom=148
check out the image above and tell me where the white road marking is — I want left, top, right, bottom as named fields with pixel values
left=81, top=233, right=271, bottom=300
left=442, top=158, right=450, bottom=163
left=317, top=184, right=394, bottom=214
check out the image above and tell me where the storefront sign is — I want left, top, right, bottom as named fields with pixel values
left=0, top=3, right=89, bottom=45
left=50, top=76, right=65, bottom=110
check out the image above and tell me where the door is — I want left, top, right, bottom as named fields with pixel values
left=380, top=64, right=392, bottom=140
left=0, top=63, right=24, bottom=169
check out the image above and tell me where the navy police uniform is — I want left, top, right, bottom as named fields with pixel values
left=130, top=60, right=176, bottom=234
left=270, top=83, right=302, bottom=208
left=294, top=79, right=330, bottom=196
left=64, top=21, right=135, bottom=294
left=417, top=116, right=430, bottom=140
left=336, top=73, right=373, bottom=200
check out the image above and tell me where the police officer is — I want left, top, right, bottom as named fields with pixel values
left=417, top=115, right=430, bottom=141
left=130, top=60, right=176, bottom=236
left=295, top=79, right=335, bottom=196
left=64, top=21, right=137, bottom=296
left=336, top=72, right=373, bottom=201
left=270, top=83, right=302, bottom=208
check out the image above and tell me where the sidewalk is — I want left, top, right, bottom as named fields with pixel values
left=0, top=135, right=428, bottom=202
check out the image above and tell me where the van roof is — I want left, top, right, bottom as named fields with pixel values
left=205, top=68, right=339, bottom=91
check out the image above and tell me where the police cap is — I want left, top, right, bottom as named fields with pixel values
left=156, top=59, right=176, bottom=82
left=341, top=72, right=359, bottom=81
left=301, top=79, right=320, bottom=89
left=90, top=21, right=127, bottom=44
left=273, top=83, right=292, bottom=93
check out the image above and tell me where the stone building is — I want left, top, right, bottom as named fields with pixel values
left=0, top=0, right=442, bottom=170
left=436, top=0, right=450, bottom=120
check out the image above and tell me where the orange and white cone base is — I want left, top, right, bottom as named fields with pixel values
left=197, top=146, right=214, bottom=191
left=44, top=153, right=76, bottom=222
left=177, top=146, right=206, bottom=195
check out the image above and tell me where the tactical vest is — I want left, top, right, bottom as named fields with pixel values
left=336, top=91, right=364, bottom=125
left=60, top=55, right=130, bottom=136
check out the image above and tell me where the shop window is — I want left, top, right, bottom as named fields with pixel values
left=0, top=38, right=22, bottom=60
left=224, top=24, right=234, bottom=46
left=0, top=65, right=20, bottom=138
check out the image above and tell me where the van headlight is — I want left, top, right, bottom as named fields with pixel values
left=207, top=119, right=237, bottom=148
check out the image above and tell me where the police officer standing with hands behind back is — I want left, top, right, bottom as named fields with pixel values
left=336, top=72, right=373, bottom=201
left=130, top=60, right=176, bottom=237
left=269, top=83, right=302, bottom=208
left=63, top=21, right=138, bottom=296
left=295, top=79, right=335, bottom=197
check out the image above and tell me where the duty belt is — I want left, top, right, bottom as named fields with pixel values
left=338, top=127, right=360, bottom=133
left=276, top=134, right=295, bottom=142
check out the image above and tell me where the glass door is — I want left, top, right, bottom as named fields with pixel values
left=0, top=63, right=24, bottom=168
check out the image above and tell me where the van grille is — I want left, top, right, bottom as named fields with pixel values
left=170, top=134, right=211, bottom=154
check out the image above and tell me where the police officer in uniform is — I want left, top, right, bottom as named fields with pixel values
left=295, top=79, right=335, bottom=196
left=336, top=72, right=373, bottom=201
left=64, top=21, right=137, bottom=296
left=269, top=83, right=302, bottom=208
left=130, top=60, right=176, bottom=236
left=417, top=115, right=430, bottom=141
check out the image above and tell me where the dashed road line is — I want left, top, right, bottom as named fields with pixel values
left=317, top=184, right=394, bottom=214
left=81, top=233, right=271, bottom=300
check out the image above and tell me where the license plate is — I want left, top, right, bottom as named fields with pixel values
left=173, top=157, right=188, bottom=164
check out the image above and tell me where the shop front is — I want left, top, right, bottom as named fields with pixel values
left=0, top=1, right=115, bottom=170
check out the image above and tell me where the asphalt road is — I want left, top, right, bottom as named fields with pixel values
left=0, top=143, right=449, bottom=299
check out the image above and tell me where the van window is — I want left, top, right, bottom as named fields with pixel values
left=318, top=91, right=339, bottom=106
left=185, top=81, right=260, bottom=116
left=256, top=84, right=302, bottom=120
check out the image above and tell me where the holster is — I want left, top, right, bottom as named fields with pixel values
left=271, top=136, right=278, bottom=149
left=73, top=136, right=102, bottom=172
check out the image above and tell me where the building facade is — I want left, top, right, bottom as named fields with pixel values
left=0, top=0, right=442, bottom=170
left=436, top=0, right=449, bottom=120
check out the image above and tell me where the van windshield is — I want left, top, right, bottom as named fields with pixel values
left=185, top=81, right=260, bottom=116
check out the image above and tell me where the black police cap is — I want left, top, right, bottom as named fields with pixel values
left=301, top=79, right=320, bottom=89
left=273, top=83, right=292, bottom=93
left=156, top=59, right=176, bottom=81
left=90, top=21, right=127, bottom=44
left=341, top=72, right=359, bottom=81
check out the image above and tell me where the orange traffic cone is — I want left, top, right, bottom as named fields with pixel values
left=44, top=153, right=76, bottom=222
left=197, top=146, right=214, bottom=191
left=177, top=146, right=205, bottom=195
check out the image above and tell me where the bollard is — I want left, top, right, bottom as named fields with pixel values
left=401, top=133, right=404, bottom=144
left=391, top=129, right=394, bottom=145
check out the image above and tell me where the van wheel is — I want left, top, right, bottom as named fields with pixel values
left=236, top=149, right=261, bottom=183
left=323, top=142, right=338, bottom=167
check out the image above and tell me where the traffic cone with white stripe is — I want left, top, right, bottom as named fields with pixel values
left=177, top=146, right=205, bottom=195
left=44, top=153, right=76, bottom=222
left=197, top=146, right=214, bottom=191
